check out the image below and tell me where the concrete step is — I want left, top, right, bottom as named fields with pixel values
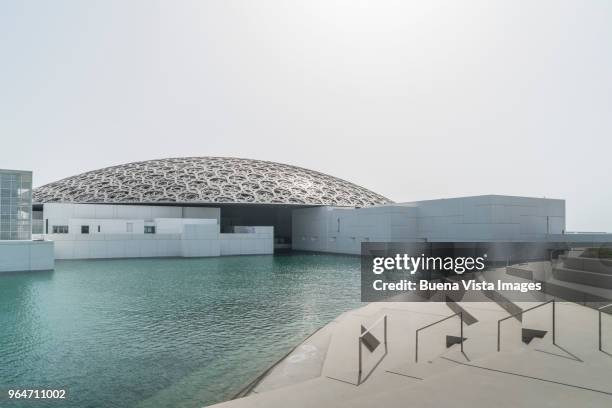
left=553, top=267, right=612, bottom=289
left=560, top=256, right=612, bottom=275
left=506, top=261, right=612, bottom=303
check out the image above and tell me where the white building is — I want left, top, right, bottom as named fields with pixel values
left=27, top=157, right=612, bottom=262
left=41, top=203, right=273, bottom=259
left=292, top=195, right=571, bottom=254
left=0, top=169, right=54, bottom=273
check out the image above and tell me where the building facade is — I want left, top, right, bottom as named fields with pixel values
left=0, top=169, right=54, bottom=272
left=32, top=157, right=391, bottom=248
left=0, top=169, right=32, bottom=240
left=27, top=158, right=612, bottom=263
left=40, top=203, right=273, bottom=259
left=292, top=195, right=568, bottom=254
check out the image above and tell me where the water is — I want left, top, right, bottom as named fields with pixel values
left=0, top=254, right=362, bottom=408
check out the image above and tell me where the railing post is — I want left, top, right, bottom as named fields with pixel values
left=497, top=320, right=501, bottom=352
left=599, top=309, right=603, bottom=352
left=460, top=312, right=464, bottom=353
left=415, top=330, right=419, bottom=363
left=498, top=299, right=556, bottom=353
left=552, top=299, right=556, bottom=345
left=384, top=315, right=388, bottom=352
left=414, top=312, right=463, bottom=363
left=357, top=337, right=362, bottom=385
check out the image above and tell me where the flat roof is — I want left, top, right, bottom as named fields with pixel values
left=0, top=169, right=32, bottom=175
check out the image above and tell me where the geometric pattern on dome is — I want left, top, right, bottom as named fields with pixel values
left=33, top=157, right=392, bottom=207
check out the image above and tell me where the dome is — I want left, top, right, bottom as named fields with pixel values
left=33, top=157, right=392, bottom=207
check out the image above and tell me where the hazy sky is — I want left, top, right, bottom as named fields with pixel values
left=1, top=1, right=611, bottom=231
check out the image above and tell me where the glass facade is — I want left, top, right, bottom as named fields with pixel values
left=0, top=169, right=32, bottom=240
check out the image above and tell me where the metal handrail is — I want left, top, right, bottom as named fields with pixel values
left=415, top=312, right=463, bottom=363
left=357, top=314, right=388, bottom=385
left=598, top=303, right=612, bottom=352
left=497, top=299, right=555, bottom=352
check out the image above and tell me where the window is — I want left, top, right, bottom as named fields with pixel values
left=144, top=226, right=156, bottom=234
left=52, top=225, right=69, bottom=234
left=97, top=225, right=100, bottom=232
left=81, top=225, right=89, bottom=234
left=126, top=222, right=133, bottom=233
left=0, top=170, right=32, bottom=240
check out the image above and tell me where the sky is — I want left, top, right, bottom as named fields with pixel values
left=1, top=0, right=611, bottom=231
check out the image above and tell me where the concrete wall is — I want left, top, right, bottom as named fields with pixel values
left=155, top=218, right=216, bottom=234
left=43, top=203, right=220, bottom=233
left=220, top=226, right=274, bottom=255
left=414, top=195, right=565, bottom=242
left=181, top=224, right=221, bottom=257
left=68, top=218, right=145, bottom=234
left=51, top=228, right=274, bottom=259
left=43, top=203, right=233, bottom=259
left=48, top=218, right=272, bottom=259
left=51, top=232, right=183, bottom=259
left=292, top=205, right=419, bottom=254
left=292, top=195, right=570, bottom=255
left=62, top=217, right=217, bottom=236
left=0, top=240, right=54, bottom=272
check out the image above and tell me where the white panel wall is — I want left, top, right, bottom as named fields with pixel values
left=292, top=207, right=330, bottom=252
left=183, top=207, right=220, bottom=222
left=43, top=203, right=220, bottom=234
left=181, top=224, right=221, bottom=257
left=61, top=217, right=218, bottom=236
left=44, top=205, right=273, bottom=259
left=292, top=205, right=418, bottom=254
left=292, top=195, right=570, bottom=255
left=415, top=195, right=565, bottom=241
left=69, top=218, right=145, bottom=234
left=220, top=226, right=274, bottom=255
left=155, top=218, right=216, bottom=234
left=0, top=241, right=54, bottom=272
left=43, top=204, right=230, bottom=259
left=50, top=233, right=183, bottom=259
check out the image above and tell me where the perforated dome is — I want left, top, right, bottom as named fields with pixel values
left=33, top=157, right=391, bottom=207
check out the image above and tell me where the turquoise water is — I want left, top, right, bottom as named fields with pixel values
left=0, top=254, right=362, bottom=408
